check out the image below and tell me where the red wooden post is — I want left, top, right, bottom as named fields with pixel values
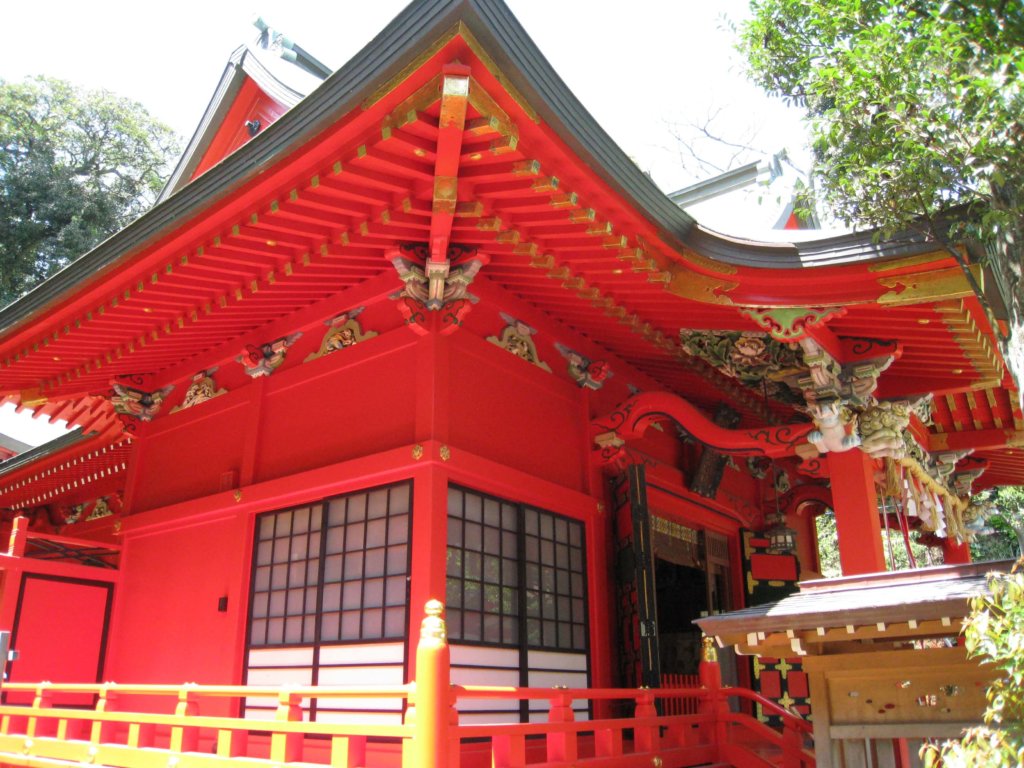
left=331, top=734, right=367, bottom=767
left=698, top=637, right=728, bottom=757
left=407, top=600, right=452, bottom=768
left=170, top=686, right=199, bottom=752
left=7, top=516, right=27, bottom=557
left=781, top=714, right=803, bottom=768
left=546, top=690, right=577, bottom=762
left=827, top=450, right=887, bottom=575
left=90, top=686, right=117, bottom=746
left=942, top=537, right=972, bottom=564
left=491, top=734, right=526, bottom=767
left=269, top=691, right=303, bottom=763
left=633, top=688, right=657, bottom=754
left=27, top=684, right=53, bottom=738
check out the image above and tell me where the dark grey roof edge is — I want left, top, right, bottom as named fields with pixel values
left=0, top=0, right=467, bottom=339
left=0, top=0, right=950, bottom=342
left=0, top=428, right=86, bottom=483
left=455, top=0, right=950, bottom=269
left=158, top=46, right=249, bottom=204
left=158, top=46, right=311, bottom=204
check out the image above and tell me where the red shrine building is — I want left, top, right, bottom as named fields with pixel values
left=0, top=1, right=1020, bottom=766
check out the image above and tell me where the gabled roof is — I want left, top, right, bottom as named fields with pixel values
left=0, top=0, right=1019, bottom=511
left=696, top=560, right=1012, bottom=655
left=159, top=44, right=322, bottom=202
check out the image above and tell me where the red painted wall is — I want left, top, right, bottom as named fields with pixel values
left=91, top=283, right=762, bottom=694
left=448, top=335, right=587, bottom=491
left=256, top=341, right=417, bottom=482
left=132, top=399, right=249, bottom=512
left=108, top=513, right=247, bottom=696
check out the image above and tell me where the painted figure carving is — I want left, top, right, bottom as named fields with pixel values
left=111, top=383, right=174, bottom=421
left=487, top=313, right=551, bottom=371
left=857, top=400, right=911, bottom=460
left=305, top=308, right=377, bottom=362
left=555, top=343, right=611, bottom=390
left=170, top=369, right=226, bottom=413
left=237, top=333, right=302, bottom=378
left=806, top=398, right=860, bottom=454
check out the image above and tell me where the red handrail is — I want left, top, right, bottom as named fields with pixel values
left=0, top=603, right=814, bottom=768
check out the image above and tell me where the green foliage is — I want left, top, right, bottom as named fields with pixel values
left=0, top=77, right=179, bottom=305
left=970, top=486, right=1024, bottom=562
left=924, top=563, right=1024, bottom=767
left=740, top=0, right=1023, bottom=362
left=741, top=0, right=1022, bottom=235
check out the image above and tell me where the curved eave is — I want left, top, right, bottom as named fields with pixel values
left=0, top=0, right=973, bottom=344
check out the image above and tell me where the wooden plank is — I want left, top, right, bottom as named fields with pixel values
left=873, top=738, right=897, bottom=768
left=842, top=738, right=868, bottom=768
left=831, top=723, right=976, bottom=740
left=810, top=668, right=835, bottom=768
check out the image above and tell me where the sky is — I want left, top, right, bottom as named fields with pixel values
left=0, top=0, right=814, bottom=447
left=2, top=0, right=812, bottom=226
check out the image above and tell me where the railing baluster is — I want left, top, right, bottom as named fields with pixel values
left=127, top=722, right=155, bottom=748
left=216, top=727, right=246, bottom=758
left=491, top=733, right=526, bottom=768
left=594, top=727, right=622, bottom=758
left=546, top=691, right=577, bottom=763
left=90, top=685, right=117, bottom=745
left=170, top=686, right=199, bottom=752
left=633, top=688, right=657, bottom=754
left=27, top=684, right=53, bottom=738
left=270, top=690, right=303, bottom=763
left=330, top=734, right=366, bottom=767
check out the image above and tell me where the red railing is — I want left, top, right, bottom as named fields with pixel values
left=0, top=601, right=814, bottom=768
left=659, top=672, right=701, bottom=715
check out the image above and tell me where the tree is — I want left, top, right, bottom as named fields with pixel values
left=739, top=0, right=1024, bottom=378
left=970, top=487, right=1024, bottom=563
left=0, top=77, right=179, bottom=305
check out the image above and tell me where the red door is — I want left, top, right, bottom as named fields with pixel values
left=7, top=574, right=113, bottom=703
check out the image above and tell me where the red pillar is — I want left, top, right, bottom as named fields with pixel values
left=942, top=537, right=972, bottom=564
left=827, top=450, right=886, bottom=575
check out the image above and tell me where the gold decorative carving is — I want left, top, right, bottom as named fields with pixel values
left=858, top=401, right=912, bottom=460
left=111, top=382, right=174, bottom=421
left=867, top=252, right=951, bottom=272
left=170, top=369, right=226, bottom=413
left=651, top=516, right=698, bottom=545
left=421, top=598, right=448, bottom=642
left=665, top=265, right=737, bottom=305
left=391, top=243, right=483, bottom=313
left=486, top=313, right=551, bottom=372
left=876, top=265, right=980, bottom=305
left=87, top=498, right=111, bottom=521
left=412, top=444, right=424, bottom=460
left=439, top=445, right=451, bottom=462
left=305, top=308, right=377, bottom=362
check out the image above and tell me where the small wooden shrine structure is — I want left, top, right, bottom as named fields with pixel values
left=0, top=0, right=1020, bottom=765
left=697, top=560, right=1011, bottom=767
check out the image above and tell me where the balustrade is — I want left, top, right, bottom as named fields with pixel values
left=0, top=602, right=813, bottom=767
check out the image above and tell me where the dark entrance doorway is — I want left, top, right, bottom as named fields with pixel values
left=655, top=558, right=706, bottom=675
